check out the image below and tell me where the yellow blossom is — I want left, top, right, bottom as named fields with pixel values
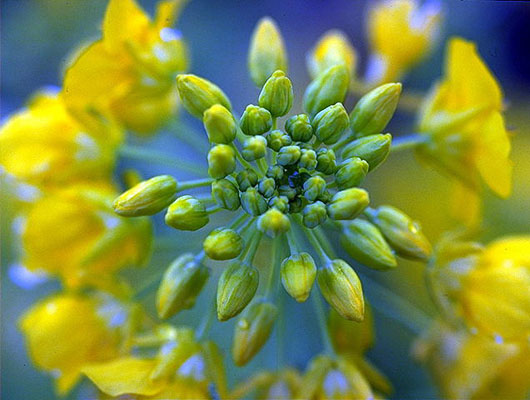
left=307, top=30, right=357, bottom=80
left=63, top=0, right=189, bottom=135
left=230, top=368, right=302, bottom=399
left=19, top=292, right=130, bottom=395
left=0, top=90, right=121, bottom=188
left=366, top=0, right=441, bottom=84
left=20, top=182, right=152, bottom=289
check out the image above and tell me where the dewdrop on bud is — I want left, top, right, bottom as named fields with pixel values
left=335, top=157, right=369, bottom=189
left=317, top=259, right=365, bottom=321
left=232, top=299, right=278, bottom=366
left=277, top=145, right=301, bottom=166
left=316, top=148, right=337, bottom=175
left=281, top=253, right=317, bottom=302
left=217, top=262, right=259, bottom=321
left=307, top=30, right=357, bottom=79
left=342, top=133, right=392, bottom=171
left=327, top=188, right=369, bottom=220
left=340, top=219, right=397, bottom=270
left=165, top=195, right=209, bottom=231
left=240, top=105, right=272, bottom=136
left=113, top=175, right=177, bottom=217
left=311, top=103, right=349, bottom=145
left=237, top=168, right=259, bottom=191
left=350, top=83, right=401, bottom=137
left=208, top=144, right=236, bottom=179
left=302, top=201, right=328, bottom=228
left=248, top=17, right=288, bottom=87
left=156, top=254, right=209, bottom=319
left=303, top=64, right=349, bottom=117
left=212, top=179, right=240, bottom=211
left=303, top=176, right=326, bottom=202
left=241, top=187, right=268, bottom=216
left=257, top=208, right=290, bottom=238
left=176, top=74, right=231, bottom=118
left=267, top=130, right=292, bottom=151
left=258, top=70, right=293, bottom=117
left=242, top=136, right=268, bottom=161
left=285, top=114, right=313, bottom=142
left=203, top=104, right=237, bottom=144
left=203, top=228, right=244, bottom=260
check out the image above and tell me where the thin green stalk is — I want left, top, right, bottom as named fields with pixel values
left=256, top=158, right=268, bottom=175
left=229, top=212, right=249, bottom=230
left=231, top=143, right=260, bottom=174
left=286, top=227, right=300, bottom=255
left=196, top=294, right=217, bottom=341
left=169, top=119, right=210, bottom=154
left=242, top=229, right=263, bottom=265
left=178, top=178, right=214, bottom=191
left=264, top=237, right=279, bottom=297
left=390, top=134, right=425, bottom=153
left=206, top=205, right=222, bottom=214
left=300, top=223, right=331, bottom=264
left=311, top=286, right=335, bottom=356
left=314, top=226, right=338, bottom=259
left=272, top=117, right=277, bottom=130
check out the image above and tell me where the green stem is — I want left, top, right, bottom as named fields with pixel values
left=206, top=205, right=222, bottom=214
left=272, top=117, right=277, bottom=130
left=242, top=229, right=263, bottom=265
left=231, top=143, right=259, bottom=174
left=229, top=212, right=249, bottom=230
left=331, top=134, right=353, bottom=152
left=314, top=226, right=338, bottom=259
left=169, top=119, right=210, bottom=154
left=256, top=158, right=269, bottom=175
left=390, top=134, right=425, bottom=153
left=301, top=224, right=331, bottom=263
left=264, top=237, right=279, bottom=297
left=286, top=227, right=300, bottom=255
left=311, top=288, right=335, bottom=356
left=178, top=178, right=214, bottom=191
left=196, top=294, right=217, bottom=341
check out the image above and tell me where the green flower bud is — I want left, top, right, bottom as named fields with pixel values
left=278, top=184, right=297, bottom=200
left=285, top=114, right=313, bottom=142
left=217, top=262, right=259, bottom=321
left=266, top=130, right=292, bottom=152
left=281, top=252, right=317, bottom=302
left=340, top=219, right=397, bottom=270
left=341, top=134, right=392, bottom=171
left=239, top=105, right=272, bottom=136
left=212, top=179, right=240, bottom=211
left=204, top=228, right=244, bottom=260
left=176, top=74, right=231, bottom=119
left=268, top=195, right=289, bottom=213
left=316, top=148, right=337, bottom=175
left=327, top=188, right=369, bottom=220
left=258, top=70, right=293, bottom=117
left=208, top=144, right=236, bottom=179
left=165, top=195, right=209, bottom=231
left=266, top=164, right=285, bottom=181
left=289, top=197, right=304, bottom=214
left=241, top=187, right=268, bottom=216
left=232, top=299, right=278, bottom=366
left=257, top=208, right=290, bottom=238
left=277, top=145, right=301, bottom=166
left=303, top=176, right=326, bottom=201
left=248, top=17, right=287, bottom=87
left=156, top=253, right=209, bottom=319
left=302, top=201, right=328, bottom=228
left=318, top=189, right=332, bottom=203
left=317, top=259, right=364, bottom=321
left=203, top=104, right=237, bottom=144
left=350, top=83, right=401, bottom=137
left=311, top=103, right=349, bottom=145
left=113, top=175, right=177, bottom=217
left=365, top=205, right=432, bottom=261
left=335, top=157, right=369, bottom=190
left=258, top=177, right=276, bottom=198
left=236, top=168, right=259, bottom=191
left=299, top=149, right=318, bottom=171
left=242, top=135, right=268, bottom=161
left=303, top=64, right=349, bottom=117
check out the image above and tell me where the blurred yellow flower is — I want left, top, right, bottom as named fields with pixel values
left=230, top=368, right=302, bottom=399
left=63, top=0, right=189, bottom=135
left=19, top=292, right=129, bottom=395
left=0, top=90, right=121, bottom=188
left=20, top=182, right=152, bottom=289
left=366, top=0, right=441, bottom=84
left=307, top=30, right=357, bottom=80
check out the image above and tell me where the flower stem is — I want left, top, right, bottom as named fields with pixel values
left=390, top=134, right=425, bottom=153
left=178, top=178, right=214, bottom=191
left=264, top=237, right=280, bottom=298
left=196, top=293, right=217, bottom=341
left=300, top=222, right=331, bottom=264
left=311, top=287, right=335, bottom=356
left=242, top=229, right=263, bottom=265
left=169, top=118, right=210, bottom=154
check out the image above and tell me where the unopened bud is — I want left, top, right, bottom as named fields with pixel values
left=165, top=195, right=209, bottom=231
left=312, top=103, right=349, bottom=145
left=176, top=74, right=231, bottom=118
left=217, top=262, right=259, bottom=321
left=277, top=145, right=301, bottom=166
left=208, top=144, right=236, bottom=179
left=236, top=168, right=259, bottom=191
left=278, top=184, right=297, bottom=200
left=240, top=105, right=272, bottom=136
left=203, top=104, right=237, bottom=144
left=258, top=70, right=293, bottom=117
left=242, top=136, right=268, bottom=161
left=317, top=259, right=365, bottom=321
left=285, top=114, right=313, bottom=142
left=281, top=252, right=317, bottom=302
left=266, top=164, right=285, bottom=181
left=335, top=157, right=369, bottom=189
left=241, top=187, right=268, bottom=216
left=268, top=195, right=289, bottom=213
left=156, top=254, right=209, bottom=319
left=327, top=188, right=369, bottom=220
left=212, top=179, right=240, bottom=211
left=204, top=228, right=244, bottom=260
left=303, top=64, right=349, bottom=117
left=341, top=133, right=392, bottom=171
left=316, top=148, right=337, bottom=175
left=299, top=149, right=318, bottom=171
left=307, top=30, right=357, bottom=79
left=266, top=130, right=292, bottom=152
left=257, top=208, right=290, bottom=237
left=302, top=201, right=328, bottom=228
left=258, top=177, right=276, bottom=198
left=303, top=176, right=326, bottom=202
left=113, top=175, right=177, bottom=217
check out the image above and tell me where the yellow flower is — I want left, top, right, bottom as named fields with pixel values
left=19, top=292, right=130, bottom=395
left=307, top=30, right=357, bottom=80
left=63, top=0, right=189, bottom=135
left=0, top=90, right=121, bottom=188
left=230, top=368, right=302, bottom=399
left=20, top=182, right=152, bottom=289
left=366, top=0, right=441, bottom=84
left=414, top=320, right=530, bottom=400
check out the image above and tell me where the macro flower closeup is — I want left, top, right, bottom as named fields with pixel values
left=1, top=1, right=529, bottom=399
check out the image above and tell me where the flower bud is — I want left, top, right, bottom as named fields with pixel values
left=335, top=157, right=369, bottom=189
left=268, top=195, right=289, bottom=213
left=299, top=149, right=318, bottom=171
left=350, top=83, right=401, bottom=137
left=317, top=259, right=365, bottom=321
left=241, top=187, right=268, bottom=216
left=242, top=136, right=267, bottom=161
left=258, top=70, right=293, bottom=117
left=318, top=190, right=332, bottom=203
left=239, top=105, right=272, bottom=136
left=258, top=177, right=276, bottom=198
left=204, top=228, right=244, bottom=260
left=307, top=30, right=357, bottom=79
left=277, top=145, right=301, bottom=166
left=236, top=168, right=259, bottom=191
left=203, top=104, right=237, bottom=144
left=257, top=208, right=290, bottom=238
left=302, top=201, right=328, bottom=228
left=327, top=188, right=369, bottom=220
left=342, top=133, right=392, bottom=171
left=113, top=175, right=177, bottom=217
left=311, top=103, right=349, bottom=145
left=156, top=254, right=209, bottom=319
left=316, top=148, right=337, bottom=175
left=365, top=205, right=432, bottom=261
left=248, top=17, right=287, bottom=87
left=303, top=64, right=350, bottom=117
left=176, top=74, right=231, bottom=119
left=340, top=219, right=397, bottom=270
left=217, top=262, right=259, bottom=321
left=212, top=179, right=240, bottom=211
left=266, top=130, right=292, bottom=151
left=285, top=114, right=313, bottom=142
left=232, top=299, right=278, bottom=366
left=207, top=144, right=236, bottom=179
left=165, top=195, right=209, bottom=231
left=266, top=164, right=285, bottom=181
left=281, top=252, right=317, bottom=302
left=278, top=184, right=297, bottom=201
left=303, top=176, right=327, bottom=202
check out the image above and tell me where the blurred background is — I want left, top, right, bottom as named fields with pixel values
left=2, top=0, right=529, bottom=399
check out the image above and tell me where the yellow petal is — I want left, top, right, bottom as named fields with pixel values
left=450, top=182, right=481, bottom=227
left=103, top=0, right=150, bottom=50
left=155, top=0, right=188, bottom=30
